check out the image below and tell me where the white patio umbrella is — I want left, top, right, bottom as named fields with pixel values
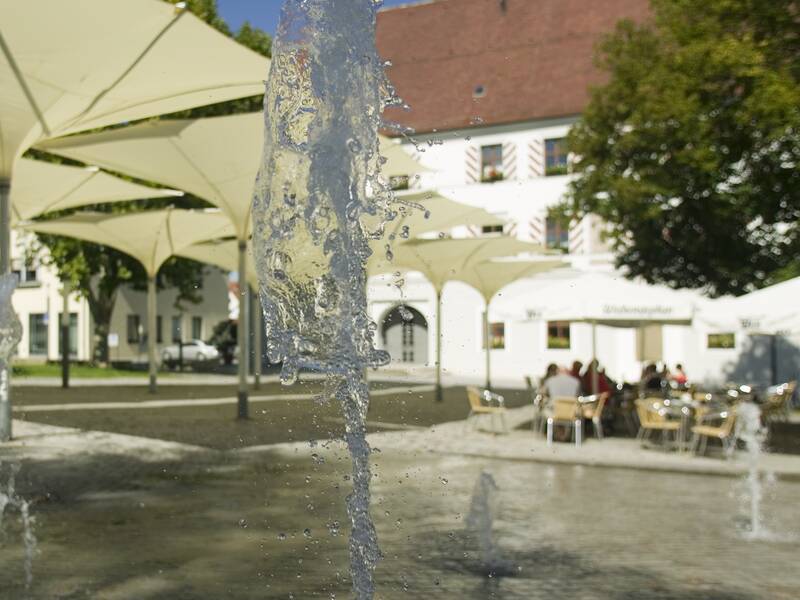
left=23, top=209, right=234, bottom=393
left=11, top=158, right=183, bottom=222
left=0, top=0, right=268, bottom=269
left=39, top=112, right=432, bottom=417
left=370, top=236, right=543, bottom=397
left=452, top=257, right=566, bottom=390
left=516, top=272, right=696, bottom=390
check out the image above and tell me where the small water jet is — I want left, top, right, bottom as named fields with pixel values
left=252, top=1, right=399, bottom=597
left=734, top=402, right=772, bottom=540
left=0, top=462, right=38, bottom=591
left=465, top=471, right=515, bottom=577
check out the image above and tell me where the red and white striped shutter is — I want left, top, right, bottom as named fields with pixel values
left=467, top=225, right=481, bottom=237
left=568, top=218, right=585, bottom=255
left=505, top=222, right=518, bottom=238
left=528, top=212, right=546, bottom=245
left=465, top=145, right=480, bottom=183
left=501, top=142, right=517, bottom=181
left=527, top=138, right=545, bottom=178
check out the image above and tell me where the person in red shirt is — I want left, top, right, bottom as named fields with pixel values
left=582, top=359, right=611, bottom=396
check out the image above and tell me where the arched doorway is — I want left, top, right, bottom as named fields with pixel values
left=381, top=305, right=429, bottom=365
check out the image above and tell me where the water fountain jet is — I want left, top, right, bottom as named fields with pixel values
left=252, top=2, right=398, bottom=597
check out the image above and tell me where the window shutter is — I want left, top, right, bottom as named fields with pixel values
left=568, top=217, right=585, bottom=254
left=501, top=141, right=517, bottom=181
left=527, top=138, right=545, bottom=178
left=465, top=145, right=480, bottom=183
left=527, top=211, right=545, bottom=245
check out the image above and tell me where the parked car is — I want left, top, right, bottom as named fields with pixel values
left=161, top=340, right=220, bottom=367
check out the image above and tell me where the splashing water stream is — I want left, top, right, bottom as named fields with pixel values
left=0, top=274, right=22, bottom=441
left=735, top=402, right=770, bottom=540
left=252, top=1, right=399, bottom=597
left=0, top=462, right=38, bottom=591
left=465, top=471, right=513, bottom=577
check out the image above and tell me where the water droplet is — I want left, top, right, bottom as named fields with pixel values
left=277, top=533, right=287, bottom=541
left=238, top=518, right=248, bottom=528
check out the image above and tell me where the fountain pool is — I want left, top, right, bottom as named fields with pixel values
left=1, top=447, right=797, bottom=599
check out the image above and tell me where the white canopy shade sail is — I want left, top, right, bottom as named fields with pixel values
left=39, top=113, right=429, bottom=241
left=22, top=208, right=234, bottom=276
left=366, top=190, right=501, bottom=242
left=11, top=158, right=182, bottom=222
left=22, top=208, right=235, bottom=394
left=369, top=236, right=541, bottom=289
left=178, top=239, right=258, bottom=288
left=370, top=235, right=544, bottom=393
left=0, top=0, right=268, bottom=178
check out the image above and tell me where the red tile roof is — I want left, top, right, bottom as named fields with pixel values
left=376, top=0, right=651, bottom=134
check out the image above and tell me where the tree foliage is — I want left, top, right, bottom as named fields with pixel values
left=30, top=0, right=271, bottom=363
left=567, top=0, right=800, bottom=296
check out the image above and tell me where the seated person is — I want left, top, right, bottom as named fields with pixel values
left=542, top=366, right=582, bottom=399
left=581, top=359, right=611, bottom=396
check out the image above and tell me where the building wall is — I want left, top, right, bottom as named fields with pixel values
left=106, top=268, right=230, bottom=364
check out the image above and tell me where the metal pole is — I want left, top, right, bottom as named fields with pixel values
left=61, top=283, right=70, bottom=388
left=237, top=240, right=249, bottom=419
left=591, top=320, right=598, bottom=395
left=484, top=305, right=491, bottom=390
left=251, top=286, right=261, bottom=390
left=770, top=334, right=778, bottom=386
left=435, top=288, right=443, bottom=402
left=0, top=179, right=12, bottom=441
left=0, top=179, right=10, bottom=275
left=147, top=275, right=157, bottom=394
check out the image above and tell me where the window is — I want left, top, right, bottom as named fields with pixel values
left=545, top=137, right=568, bottom=176
left=28, top=313, right=48, bottom=355
left=480, top=144, right=504, bottom=182
left=545, top=216, right=569, bottom=251
left=481, top=224, right=504, bottom=235
left=12, top=267, right=39, bottom=287
left=191, top=316, right=203, bottom=341
left=483, top=322, right=505, bottom=350
left=127, top=314, right=141, bottom=344
left=57, top=312, right=78, bottom=356
left=707, top=333, right=735, bottom=349
left=547, top=321, right=571, bottom=349
left=171, top=316, right=182, bottom=343
left=389, top=175, right=409, bottom=191
left=156, top=315, right=163, bottom=344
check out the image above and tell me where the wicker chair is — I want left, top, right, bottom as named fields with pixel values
left=635, top=398, right=680, bottom=448
left=690, top=408, right=737, bottom=457
left=581, top=392, right=610, bottom=440
left=761, top=381, right=796, bottom=423
left=546, top=397, right=582, bottom=446
left=466, top=386, right=508, bottom=433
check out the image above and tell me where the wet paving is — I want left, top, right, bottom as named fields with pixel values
left=0, top=444, right=798, bottom=599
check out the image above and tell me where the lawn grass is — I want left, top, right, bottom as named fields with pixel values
left=17, top=384, right=530, bottom=450
left=12, top=363, right=150, bottom=379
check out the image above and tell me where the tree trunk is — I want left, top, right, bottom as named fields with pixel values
left=87, top=287, right=117, bottom=367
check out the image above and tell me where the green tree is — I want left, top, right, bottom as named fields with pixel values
left=567, top=0, right=800, bottom=296
left=29, top=0, right=271, bottom=364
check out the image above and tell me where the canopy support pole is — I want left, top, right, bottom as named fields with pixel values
left=251, top=286, right=261, bottom=390
left=0, top=179, right=10, bottom=275
left=591, top=320, right=598, bottom=395
left=147, top=275, right=157, bottom=394
left=435, top=287, right=443, bottom=402
left=237, top=240, right=249, bottom=419
left=0, top=180, right=11, bottom=441
left=484, top=305, right=491, bottom=391
left=61, top=283, right=70, bottom=389
left=770, top=334, right=778, bottom=386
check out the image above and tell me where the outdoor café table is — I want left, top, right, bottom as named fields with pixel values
left=660, top=396, right=695, bottom=452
